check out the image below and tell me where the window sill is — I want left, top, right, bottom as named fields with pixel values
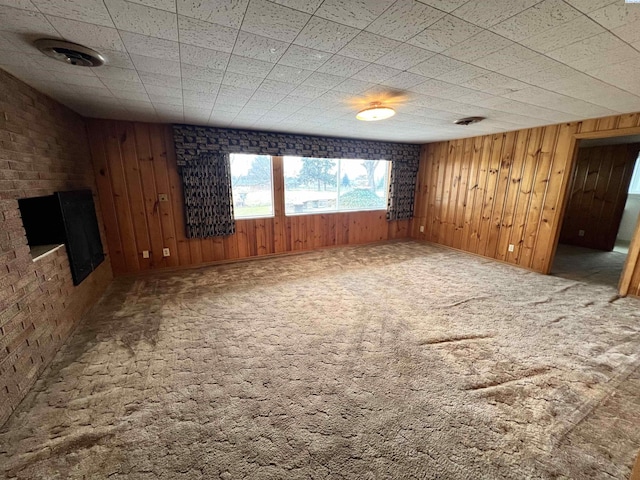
left=31, top=244, right=64, bottom=262
left=285, top=209, right=387, bottom=217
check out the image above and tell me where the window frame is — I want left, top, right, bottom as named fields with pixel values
left=229, top=153, right=276, bottom=220
left=282, top=156, right=392, bottom=217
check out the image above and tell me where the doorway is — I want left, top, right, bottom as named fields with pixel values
left=551, top=135, right=640, bottom=290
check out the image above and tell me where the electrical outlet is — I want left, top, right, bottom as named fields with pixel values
left=508, top=244, right=515, bottom=252
left=142, top=250, right=150, bottom=258
left=158, top=193, right=168, bottom=202
left=420, top=225, right=425, bottom=233
left=578, top=230, right=585, bottom=237
left=162, top=248, right=170, bottom=257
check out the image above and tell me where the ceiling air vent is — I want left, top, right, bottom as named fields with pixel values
left=34, top=39, right=106, bottom=67
left=454, top=116, right=485, bottom=126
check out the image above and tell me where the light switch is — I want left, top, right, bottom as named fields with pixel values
left=142, top=250, right=150, bottom=258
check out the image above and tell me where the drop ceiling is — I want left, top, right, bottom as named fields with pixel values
left=1, top=0, right=639, bottom=143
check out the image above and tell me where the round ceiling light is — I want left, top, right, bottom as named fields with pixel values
left=34, top=39, right=106, bottom=67
left=356, top=102, right=396, bottom=122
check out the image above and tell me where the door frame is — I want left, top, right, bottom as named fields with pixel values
left=550, top=126, right=640, bottom=296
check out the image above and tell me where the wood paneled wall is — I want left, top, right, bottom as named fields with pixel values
left=559, top=143, right=640, bottom=251
left=87, top=119, right=409, bottom=276
left=411, top=113, right=640, bottom=284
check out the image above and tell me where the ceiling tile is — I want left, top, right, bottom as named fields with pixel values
left=451, top=0, right=540, bottom=28
left=408, top=54, right=465, bottom=78
left=366, top=0, right=445, bottom=42
left=179, top=44, right=230, bottom=70
left=0, top=5, right=59, bottom=33
left=266, top=64, right=313, bottom=84
left=250, top=88, right=286, bottom=102
left=182, top=78, right=221, bottom=93
left=436, top=64, right=488, bottom=84
left=460, top=72, right=529, bottom=96
left=380, top=71, right=428, bottom=89
left=149, top=93, right=183, bottom=105
left=278, top=45, right=331, bottom=70
left=111, top=89, right=151, bottom=100
left=315, top=0, right=396, bottom=29
left=176, top=0, right=249, bottom=29
left=472, top=44, right=540, bottom=71
left=351, top=64, right=402, bottom=84
left=226, top=54, right=274, bottom=77
left=337, top=31, right=401, bottom=63
left=46, top=16, right=126, bottom=52
left=491, top=0, right=582, bottom=42
left=30, top=0, right=114, bottom=27
left=222, top=71, right=263, bottom=89
left=501, top=86, right=619, bottom=117
left=316, top=55, right=368, bottom=77
left=564, top=0, right=618, bottom=14
left=127, top=0, right=176, bottom=12
left=301, top=72, right=343, bottom=89
left=241, top=0, right=310, bottom=43
left=181, top=63, right=225, bottom=82
left=177, top=15, right=238, bottom=52
left=546, top=32, right=638, bottom=71
left=407, top=15, right=482, bottom=53
left=586, top=58, right=640, bottom=96
left=293, top=16, right=359, bottom=53
left=182, top=91, right=217, bottom=105
left=415, top=0, right=469, bottom=12
left=120, top=31, right=180, bottom=60
left=131, top=54, right=181, bottom=76
left=518, top=15, right=604, bottom=53
left=100, top=78, right=148, bottom=93
left=441, top=30, right=513, bottom=63
left=0, top=0, right=37, bottom=11
left=145, top=85, right=182, bottom=97
left=139, top=71, right=182, bottom=88
left=589, top=3, right=640, bottom=42
left=94, top=65, right=140, bottom=82
left=290, top=84, right=328, bottom=98
left=232, top=31, right=288, bottom=62
left=332, top=78, right=375, bottom=94
left=100, top=49, right=135, bottom=69
left=502, top=56, right=576, bottom=84
left=375, top=43, right=435, bottom=70
left=258, top=79, right=296, bottom=94
left=105, top=0, right=178, bottom=41
left=269, top=0, right=323, bottom=14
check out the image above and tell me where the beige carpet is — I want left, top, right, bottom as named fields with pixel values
left=552, top=243, right=628, bottom=288
left=1, top=240, right=639, bottom=479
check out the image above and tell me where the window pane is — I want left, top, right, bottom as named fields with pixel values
left=338, top=159, right=389, bottom=211
left=230, top=154, right=274, bottom=218
left=284, top=157, right=389, bottom=215
left=629, top=154, right=640, bottom=194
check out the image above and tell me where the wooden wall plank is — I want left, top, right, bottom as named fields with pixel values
left=413, top=113, right=640, bottom=281
left=89, top=119, right=408, bottom=275
left=559, top=143, right=639, bottom=251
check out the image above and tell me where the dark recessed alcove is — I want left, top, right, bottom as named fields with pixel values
left=18, top=190, right=105, bottom=285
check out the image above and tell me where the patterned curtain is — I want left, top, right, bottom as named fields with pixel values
left=387, top=157, right=420, bottom=221
left=181, top=153, right=235, bottom=238
left=173, top=124, right=421, bottom=235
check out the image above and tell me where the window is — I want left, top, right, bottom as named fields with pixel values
left=629, top=153, right=640, bottom=194
left=229, top=153, right=274, bottom=218
left=283, top=157, right=390, bottom=215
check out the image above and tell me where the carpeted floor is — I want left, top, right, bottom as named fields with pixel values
left=1, top=240, right=639, bottom=479
left=552, top=243, right=628, bottom=288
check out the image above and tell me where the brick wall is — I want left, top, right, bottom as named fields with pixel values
left=0, top=69, right=112, bottom=426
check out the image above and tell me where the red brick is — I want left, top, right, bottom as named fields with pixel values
left=0, top=69, right=112, bottom=427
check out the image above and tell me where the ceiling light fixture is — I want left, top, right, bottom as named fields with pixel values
left=356, top=102, right=396, bottom=122
left=34, top=39, right=106, bottom=67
